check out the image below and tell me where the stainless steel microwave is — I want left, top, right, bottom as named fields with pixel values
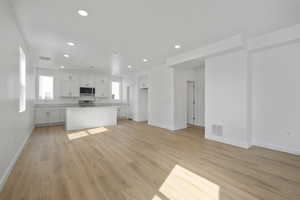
left=80, top=87, right=95, bottom=96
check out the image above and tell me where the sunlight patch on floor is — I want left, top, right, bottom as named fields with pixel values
left=67, top=127, right=108, bottom=140
left=87, top=127, right=108, bottom=135
left=152, top=195, right=163, bottom=200
left=153, top=165, right=220, bottom=200
left=67, top=131, right=89, bottom=140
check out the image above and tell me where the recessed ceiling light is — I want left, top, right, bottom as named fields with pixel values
left=78, top=10, right=88, bottom=17
left=128, top=65, right=132, bottom=69
left=67, top=42, right=75, bottom=46
left=64, top=54, right=69, bottom=58
left=174, top=44, right=181, bottom=49
left=60, top=66, right=65, bottom=69
left=143, top=59, right=148, bottom=63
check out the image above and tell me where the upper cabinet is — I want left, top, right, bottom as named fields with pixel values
left=79, top=74, right=96, bottom=87
left=61, top=80, right=80, bottom=97
left=139, top=76, right=148, bottom=89
left=60, top=72, right=80, bottom=97
left=62, top=72, right=78, bottom=81
left=95, top=77, right=110, bottom=98
left=57, top=71, right=111, bottom=98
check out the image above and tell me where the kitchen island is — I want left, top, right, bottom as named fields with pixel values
left=65, top=106, right=118, bottom=131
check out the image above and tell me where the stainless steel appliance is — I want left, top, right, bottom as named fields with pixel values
left=80, top=87, right=95, bottom=96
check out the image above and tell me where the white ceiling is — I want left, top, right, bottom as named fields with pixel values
left=11, top=0, right=300, bottom=75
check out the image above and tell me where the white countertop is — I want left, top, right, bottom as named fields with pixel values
left=35, top=103, right=128, bottom=109
left=66, top=106, right=119, bottom=110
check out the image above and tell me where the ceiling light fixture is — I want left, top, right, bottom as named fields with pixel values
left=64, top=54, right=69, bottom=58
left=60, top=66, right=65, bottom=69
left=143, top=59, right=148, bottom=63
left=67, top=42, right=75, bottom=46
left=78, top=10, right=88, bottom=17
left=174, top=44, right=181, bottom=49
left=128, top=65, right=132, bottom=69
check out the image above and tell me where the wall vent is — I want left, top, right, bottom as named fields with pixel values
left=212, top=124, right=223, bottom=136
left=39, top=56, right=51, bottom=61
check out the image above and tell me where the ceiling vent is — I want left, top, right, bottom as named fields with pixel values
left=39, top=56, right=51, bottom=61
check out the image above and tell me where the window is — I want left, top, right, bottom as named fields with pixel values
left=112, top=81, right=120, bottom=100
left=19, top=47, right=26, bottom=112
left=39, top=75, right=54, bottom=100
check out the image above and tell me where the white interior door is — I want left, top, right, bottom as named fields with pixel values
left=187, top=81, right=195, bottom=125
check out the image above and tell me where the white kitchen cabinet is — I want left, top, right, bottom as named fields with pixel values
left=95, top=78, right=110, bottom=98
left=62, top=72, right=78, bottom=81
left=139, top=76, right=148, bottom=89
left=35, top=108, right=65, bottom=126
left=80, top=74, right=95, bottom=87
left=61, top=80, right=79, bottom=97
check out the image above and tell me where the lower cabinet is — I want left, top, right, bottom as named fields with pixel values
left=35, top=108, right=65, bottom=126
left=117, top=105, right=129, bottom=119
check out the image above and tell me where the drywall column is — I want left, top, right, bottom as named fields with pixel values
left=251, top=42, right=300, bottom=154
left=205, top=50, right=251, bottom=148
left=148, top=66, right=175, bottom=130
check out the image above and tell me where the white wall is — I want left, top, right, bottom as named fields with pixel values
left=133, top=75, right=149, bottom=121
left=130, top=24, right=300, bottom=155
left=251, top=42, right=300, bottom=154
left=205, top=50, right=250, bottom=148
left=138, top=89, right=148, bottom=121
left=148, top=66, right=175, bottom=130
left=0, top=0, right=35, bottom=190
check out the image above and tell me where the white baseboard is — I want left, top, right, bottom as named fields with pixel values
left=148, top=121, right=175, bottom=131
left=0, top=130, right=32, bottom=192
left=253, top=142, right=300, bottom=155
left=205, top=134, right=251, bottom=149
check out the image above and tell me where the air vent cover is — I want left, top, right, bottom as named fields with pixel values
left=212, top=124, right=223, bottom=136
left=39, top=56, right=51, bottom=61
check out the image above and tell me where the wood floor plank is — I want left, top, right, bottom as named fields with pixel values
left=1, top=120, right=300, bottom=200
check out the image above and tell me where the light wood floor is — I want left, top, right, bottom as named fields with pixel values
left=1, top=120, right=300, bottom=200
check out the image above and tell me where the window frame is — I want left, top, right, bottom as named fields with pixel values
left=38, top=75, right=54, bottom=100
left=111, top=80, right=121, bottom=101
left=19, top=46, right=26, bottom=113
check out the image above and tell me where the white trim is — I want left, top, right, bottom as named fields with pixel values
left=166, top=34, right=245, bottom=66
left=247, top=24, right=300, bottom=51
left=205, top=134, right=251, bottom=149
left=166, top=24, right=300, bottom=67
left=0, top=131, right=32, bottom=192
left=148, top=121, right=176, bottom=131
left=253, top=142, right=300, bottom=156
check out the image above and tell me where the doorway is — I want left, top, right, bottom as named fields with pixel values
left=187, top=81, right=196, bottom=126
